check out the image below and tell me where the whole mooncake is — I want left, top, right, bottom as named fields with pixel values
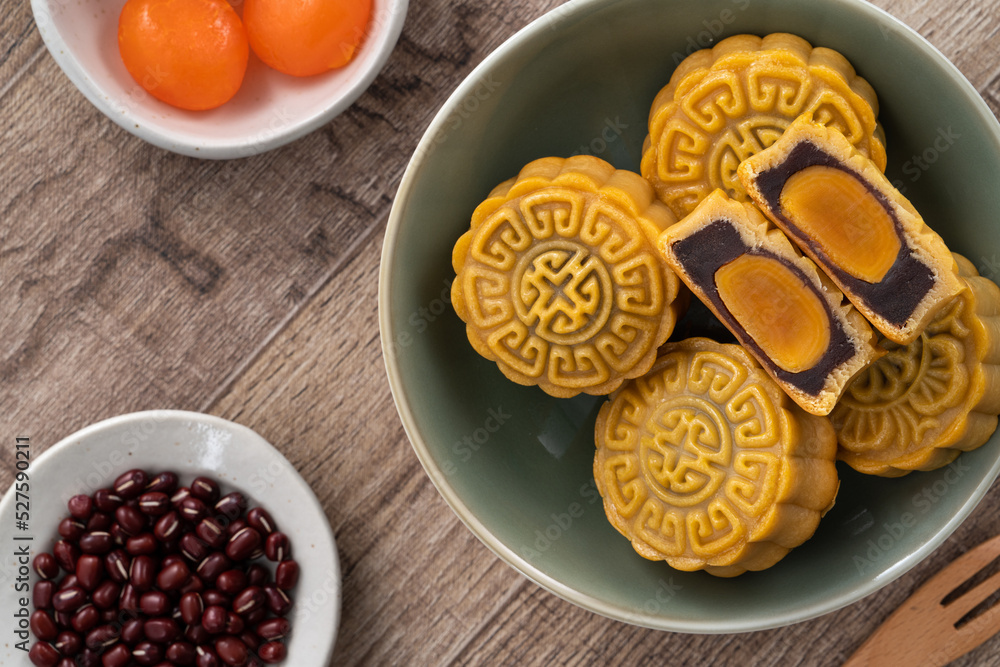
left=594, top=338, right=839, bottom=577
left=739, top=116, right=964, bottom=344
left=451, top=156, right=684, bottom=398
left=641, top=33, right=885, bottom=218
left=832, top=254, right=1000, bottom=476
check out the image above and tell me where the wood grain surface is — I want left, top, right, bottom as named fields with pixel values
left=3, top=0, right=1000, bottom=665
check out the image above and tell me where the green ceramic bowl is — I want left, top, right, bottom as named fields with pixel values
left=379, top=0, right=1000, bottom=632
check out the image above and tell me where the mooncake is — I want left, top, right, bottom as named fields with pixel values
left=658, top=190, right=882, bottom=416
left=594, top=337, right=839, bottom=577
left=739, top=116, right=964, bottom=344
left=832, top=254, right=1000, bottom=477
left=641, top=33, right=885, bottom=218
left=451, top=156, right=684, bottom=398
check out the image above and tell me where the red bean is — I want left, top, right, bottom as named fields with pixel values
left=131, top=555, right=156, bottom=591
left=197, top=553, right=231, bottom=583
left=191, top=477, right=221, bottom=504
left=146, top=471, right=179, bottom=494
left=93, top=489, right=123, bottom=513
left=53, top=541, right=79, bottom=572
left=167, top=640, right=198, bottom=665
left=71, top=604, right=100, bottom=633
left=85, top=624, right=120, bottom=651
left=115, top=505, right=146, bottom=536
left=237, top=630, right=260, bottom=650
left=104, top=550, right=131, bottom=583
left=171, top=486, right=193, bottom=507
left=246, top=565, right=270, bottom=588
left=77, top=648, right=102, bottom=667
left=214, top=493, right=247, bottom=520
left=53, top=586, right=87, bottom=613
left=214, top=636, right=248, bottom=666
left=28, top=641, right=61, bottom=667
left=225, top=528, right=261, bottom=562
left=139, top=492, right=171, bottom=516
left=231, top=586, right=266, bottom=617
left=76, top=554, right=104, bottom=591
left=114, top=469, right=148, bottom=499
left=202, top=605, right=228, bottom=634
left=119, top=583, right=140, bottom=613
left=133, top=640, right=165, bottom=665
left=55, top=610, right=73, bottom=627
left=181, top=574, right=206, bottom=594
left=127, top=532, right=159, bottom=556
left=58, top=574, right=80, bottom=590
left=102, top=643, right=131, bottom=667
left=243, top=605, right=266, bottom=625
left=158, top=560, right=191, bottom=591
left=226, top=520, right=247, bottom=538
left=109, top=523, right=128, bottom=546
left=89, top=580, right=120, bottom=609
left=85, top=512, right=113, bottom=532
left=258, top=642, right=286, bottom=664
left=180, top=497, right=209, bottom=523
left=263, top=584, right=292, bottom=616
left=54, top=630, right=83, bottom=656
left=196, top=645, right=222, bottom=667
left=79, top=531, right=113, bottom=555
left=245, top=508, right=276, bottom=536
left=30, top=610, right=59, bottom=641
left=263, top=533, right=290, bottom=562
left=254, top=618, right=289, bottom=641
left=33, top=553, right=60, bottom=580
left=197, top=518, right=228, bottom=549
left=181, top=533, right=210, bottom=561
left=58, top=517, right=86, bottom=541
left=145, top=617, right=182, bottom=643
left=216, top=570, right=247, bottom=595
left=140, top=591, right=170, bottom=616
left=56, top=659, right=76, bottom=667
left=34, top=580, right=55, bottom=610
left=98, top=608, right=118, bottom=623
left=275, top=560, right=298, bottom=590
left=224, top=612, right=244, bottom=635
left=203, top=589, right=231, bottom=607
left=154, top=512, right=182, bottom=542
left=68, top=494, right=94, bottom=520
left=122, top=617, right=146, bottom=644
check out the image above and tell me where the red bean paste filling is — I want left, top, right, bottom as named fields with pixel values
left=752, top=141, right=934, bottom=327
left=669, top=219, right=856, bottom=396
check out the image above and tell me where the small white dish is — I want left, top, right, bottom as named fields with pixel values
left=0, top=410, right=340, bottom=665
left=30, top=0, right=407, bottom=158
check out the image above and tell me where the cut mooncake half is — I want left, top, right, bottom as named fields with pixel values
left=738, top=116, right=964, bottom=344
left=594, top=337, right=840, bottom=577
left=451, top=155, right=684, bottom=398
left=831, top=254, right=1000, bottom=476
left=641, top=32, right=885, bottom=218
left=658, top=190, right=882, bottom=416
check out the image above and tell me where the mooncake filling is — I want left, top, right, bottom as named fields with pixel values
left=750, top=141, right=935, bottom=327
left=779, top=165, right=901, bottom=283
left=715, top=254, right=831, bottom=373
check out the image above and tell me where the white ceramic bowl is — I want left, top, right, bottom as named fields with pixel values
left=30, top=0, right=407, bottom=158
left=0, top=410, right=340, bottom=664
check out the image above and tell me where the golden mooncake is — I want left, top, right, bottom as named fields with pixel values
left=739, top=116, right=964, bottom=344
left=641, top=33, right=885, bottom=218
left=451, top=156, right=684, bottom=398
left=832, top=254, right=1000, bottom=476
left=658, top=190, right=882, bottom=416
left=594, top=337, right=839, bottom=577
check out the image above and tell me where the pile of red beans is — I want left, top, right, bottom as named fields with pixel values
left=28, top=469, right=299, bottom=667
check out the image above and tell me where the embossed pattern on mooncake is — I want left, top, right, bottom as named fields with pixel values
left=832, top=254, right=1000, bottom=477
left=641, top=33, right=885, bottom=218
left=451, top=156, right=683, bottom=398
left=594, top=338, right=839, bottom=577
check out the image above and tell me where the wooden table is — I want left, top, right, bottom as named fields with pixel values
left=3, top=0, right=1000, bottom=664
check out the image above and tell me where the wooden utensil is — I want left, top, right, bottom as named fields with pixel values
left=844, top=534, right=1000, bottom=666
